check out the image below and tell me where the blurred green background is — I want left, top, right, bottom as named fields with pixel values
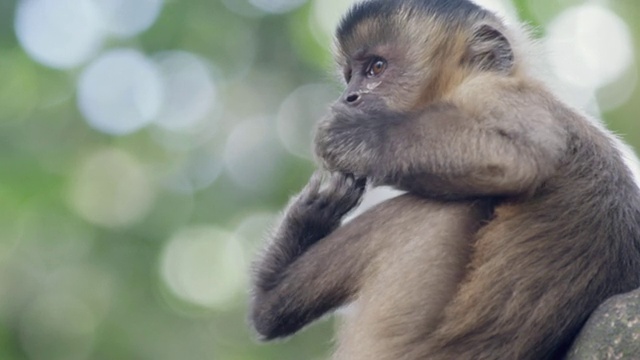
left=0, top=0, right=638, bottom=359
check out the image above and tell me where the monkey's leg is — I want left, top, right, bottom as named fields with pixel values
left=332, top=196, right=490, bottom=360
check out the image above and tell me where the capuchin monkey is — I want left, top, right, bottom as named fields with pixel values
left=249, top=0, right=640, bottom=359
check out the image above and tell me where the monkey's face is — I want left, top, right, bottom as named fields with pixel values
left=332, top=13, right=467, bottom=116
left=316, top=14, right=457, bottom=175
left=336, top=44, right=412, bottom=114
left=331, top=2, right=516, bottom=117
left=317, top=30, right=422, bottom=176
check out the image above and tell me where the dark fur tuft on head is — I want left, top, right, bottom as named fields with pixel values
left=337, top=0, right=489, bottom=41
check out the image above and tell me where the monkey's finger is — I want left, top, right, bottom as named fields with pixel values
left=306, top=170, right=326, bottom=194
left=337, top=173, right=367, bottom=196
left=325, top=172, right=354, bottom=197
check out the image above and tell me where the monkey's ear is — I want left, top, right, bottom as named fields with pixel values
left=467, top=24, right=514, bottom=73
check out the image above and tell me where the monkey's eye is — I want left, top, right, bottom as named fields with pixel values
left=366, top=58, right=387, bottom=78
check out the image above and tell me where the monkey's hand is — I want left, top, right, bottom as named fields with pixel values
left=253, top=171, right=365, bottom=296
left=314, top=105, right=399, bottom=179
left=285, top=171, right=367, bottom=249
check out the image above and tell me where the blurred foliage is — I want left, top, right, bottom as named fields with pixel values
left=0, top=0, right=638, bottom=359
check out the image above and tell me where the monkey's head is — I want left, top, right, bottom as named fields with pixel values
left=314, top=0, right=523, bottom=176
left=333, top=0, right=517, bottom=113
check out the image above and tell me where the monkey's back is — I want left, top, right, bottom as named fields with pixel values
left=431, top=115, right=640, bottom=359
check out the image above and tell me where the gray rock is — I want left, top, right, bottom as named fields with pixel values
left=566, top=289, right=640, bottom=360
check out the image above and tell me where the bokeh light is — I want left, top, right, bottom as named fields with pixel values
left=249, top=0, right=307, bottom=14
left=310, top=0, right=360, bottom=44
left=545, top=4, right=634, bottom=90
left=224, top=117, right=284, bottom=191
left=69, top=148, right=156, bottom=228
left=234, top=211, right=278, bottom=255
left=161, top=145, right=224, bottom=193
left=153, top=51, right=218, bottom=131
left=277, top=83, right=338, bottom=159
left=471, top=0, right=518, bottom=23
left=77, top=49, right=163, bottom=135
left=92, top=0, right=164, bottom=38
left=220, top=0, right=262, bottom=18
left=15, top=0, right=104, bottom=69
left=160, top=226, right=247, bottom=309
left=596, top=65, right=638, bottom=112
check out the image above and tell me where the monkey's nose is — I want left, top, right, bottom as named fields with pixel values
left=344, top=93, right=362, bottom=106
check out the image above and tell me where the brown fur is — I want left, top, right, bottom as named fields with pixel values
left=332, top=196, right=490, bottom=360
left=250, top=1, right=640, bottom=359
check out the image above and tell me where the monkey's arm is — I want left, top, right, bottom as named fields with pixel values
left=315, top=84, right=568, bottom=198
left=250, top=171, right=367, bottom=339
